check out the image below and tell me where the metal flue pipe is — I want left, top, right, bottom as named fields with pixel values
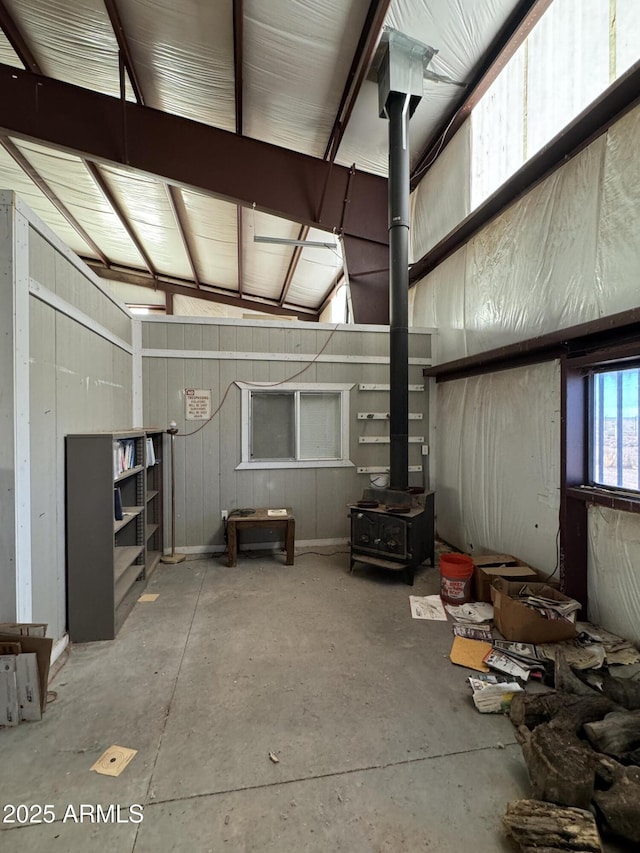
left=387, top=91, right=410, bottom=490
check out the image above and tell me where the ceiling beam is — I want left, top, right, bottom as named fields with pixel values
left=0, top=0, right=42, bottom=73
left=84, top=159, right=157, bottom=277
left=323, top=0, right=391, bottom=163
left=0, top=62, right=388, bottom=246
left=0, top=135, right=111, bottom=265
left=166, top=185, right=201, bottom=287
left=279, top=225, right=309, bottom=306
left=86, top=260, right=318, bottom=320
left=410, top=0, right=552, bottom=189
left=103, top=0, right=144, bottom=105
left=409, top=59, right=640, bottom=286
left=103, top=2, right=202, bottom=291
left=236, top=206, right=244, bottom=297
left=233, top=0, right=243, bottom=136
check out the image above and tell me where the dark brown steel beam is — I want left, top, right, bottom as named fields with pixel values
left=343, top=234, right=389, bottom=324
left=279, top=225, right=309, bottom=306
left=0, top=135, right=111, bottom=266
left=85, top=260, right=319, bottom=320
left=0, top=63, right=388, bottom=247
left=410, top=59, right=640, bottom=287
left=104, top=0, right=145, bottom=105
left=410, top=0, right=552, bottom=189
left=233, top=0, right=243, bottom=135
left=166, top=184, right=201, bottom=287
left=84, top=159, right=157, bottom=277
left=0, top=0, right=42, bottom=73
left=236, top=206, right=244, bottom=297
left=560, top=357, right=589, bottom=605
left=423, top=306, right=640, bottom=381
left=323, top=0, right=391, bottom=163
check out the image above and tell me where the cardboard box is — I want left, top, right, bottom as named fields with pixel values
left=472, top=555, right=538, bottom=603
left=0, top=631, right=52, bottom=714
left=0, top=622, right=47, bottom=638
left=490, top=579, right=578, bottom=644
left=0, top=655, right=20, bottom=727
left=16, top=653, right=42, bottom=721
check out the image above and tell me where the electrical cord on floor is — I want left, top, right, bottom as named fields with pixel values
left=295, top=550, right=350, bottom=557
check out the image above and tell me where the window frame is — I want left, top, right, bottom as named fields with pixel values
left=235, top=381, right=354, bottom=470
left=588, top=363, right=640, bottom=494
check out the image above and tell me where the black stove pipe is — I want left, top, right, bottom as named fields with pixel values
left=387, top=92, right=410, bottom=491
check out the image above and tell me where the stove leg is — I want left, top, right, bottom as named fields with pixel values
left=404, top=567, right=414, bottom=586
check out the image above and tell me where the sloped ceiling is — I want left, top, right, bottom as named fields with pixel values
left=0, top=0, right=532, bottom=321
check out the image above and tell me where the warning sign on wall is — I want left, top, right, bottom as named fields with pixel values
left=185, top=388, right=211, bottom=420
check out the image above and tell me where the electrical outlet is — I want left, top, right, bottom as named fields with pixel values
left=221, top=509, right=228, bottom=521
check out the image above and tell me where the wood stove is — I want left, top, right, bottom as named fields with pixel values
left=349, top=488, right=434, bottom=585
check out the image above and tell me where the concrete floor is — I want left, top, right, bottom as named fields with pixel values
left=0, top=550, right=630, bottom=852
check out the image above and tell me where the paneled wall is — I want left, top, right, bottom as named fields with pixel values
left=142, top=319, right=432, bottom=550
left=0, top=191, right=134, bottom=642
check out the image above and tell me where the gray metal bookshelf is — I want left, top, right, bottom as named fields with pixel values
left=65, top=429, right=165, bottom=642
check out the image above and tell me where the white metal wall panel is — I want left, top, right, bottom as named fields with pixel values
left=0, top=153, right=93, bottom=258
left=4, top=0, right=126, bottom=98
left=243, top=0, right=371, bottom=157
left=436, top=361, right=561, bottom=572
left=96, top=166, right=193, bottom=279
left=411, top=123, right=470, bottom=261
left=12, top=140, right=146, bottom=268
left=142, top=319, right=431, bottom=547
left=180, top=190, right=238, bottom=290
left=587, top=506, right=640, bottom=646
left=595, top=105, right=640, bottom=316
left=336, top=0, right=521, bottom=175
left=28, top=227, right=133, bottom=345
left=115, top=0, right=236, bottom=131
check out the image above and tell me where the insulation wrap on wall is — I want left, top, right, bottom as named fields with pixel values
left=411, top=102, right=640, bottom=363
left=436, top=360, right=560, bottom=573
left=588, top=505, right=640, bottom=646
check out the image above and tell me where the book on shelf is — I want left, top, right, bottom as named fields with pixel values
left=113, top=439, right=137, bottom=476
left=114, top=487, right=123, bottom=521
left=145, top=437, right=156, bottom=467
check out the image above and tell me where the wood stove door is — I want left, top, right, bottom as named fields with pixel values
left=350, top=510, right=408, bottom=560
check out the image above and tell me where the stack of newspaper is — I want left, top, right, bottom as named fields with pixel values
left=483, top=640, right=548, bottom=682
left=468, top=673, right=523, bottom=713
left=518, top=592, right=581, bottom=622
